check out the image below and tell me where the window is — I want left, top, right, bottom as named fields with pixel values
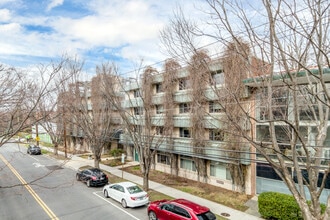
left=209, top=101, right=222, bottom=113
left=257, top=163, right=283, bottom=181
left=179, top=78, right=190, bottom=90
left=134, top=107, right=143, bottom=115
left=155, top=105, right=164, bottom=114
left=210, top=161, right=231, bottom=180
left=179, top=103, right=190, bottom=113
left=157, top=153, right=170, bottom=165
left=179, top=128, right=190, bottom=138
left=156, top=126, right=164, bottom=135
left=173, top=205, right=190, bottom=218
left=155, top=83, right=163, bottom=93
left=180, top=157, right=196, bottom=171
left=210, top=70, right=224, bottom=85
left=209, top=129, right=224, bottom=141
left=133, top=89, right=141, bottom=98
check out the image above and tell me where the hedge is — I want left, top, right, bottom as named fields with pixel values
left=258, top=192, right=325, bottom=220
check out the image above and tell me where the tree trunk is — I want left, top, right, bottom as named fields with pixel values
left=143, top=170, right=149, bottom=191
left=53, top=143, right=58, bottom=156
left=94, top=156, right=100, bottom=168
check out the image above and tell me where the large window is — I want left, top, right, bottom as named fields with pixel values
left=180, top=157, right=196, bottom=171
left=179, top=103, right=190, bottom=113
left=210, top=70, right=224, bottom=85
left=257, top=87, right=288, bottom=120
left=257, top=163, right=284, bottom=180
left=157, top=153, right=170, bottom=165
left=210, top=161, right=231, bottom=180
left=209, top=129, right=224, bottom=141
left=180, top=128, right=190, bottom=138
left=256, top=125, right=292, bottom=143
left=209, top=101, right=222, bottom=113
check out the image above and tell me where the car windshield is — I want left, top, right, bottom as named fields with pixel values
left=197, top=211, right=216, bottom=220
left=127, top=185, right=143, bottom=194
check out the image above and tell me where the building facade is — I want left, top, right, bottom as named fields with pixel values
left=119, top=59, right=255, bottom=194
left=245, top=68, right=330, bottom=203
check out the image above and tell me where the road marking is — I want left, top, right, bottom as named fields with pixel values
left=32, top=162, right=45, bottom=168
left=0, top=154, right=59, bottom=220
left=93, top=191, right=141, bottom=220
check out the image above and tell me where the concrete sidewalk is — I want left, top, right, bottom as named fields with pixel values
left=46, top=149, right=263, bottom=220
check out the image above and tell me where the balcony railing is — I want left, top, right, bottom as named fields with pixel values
left=119, top=134, right=251, bottom=164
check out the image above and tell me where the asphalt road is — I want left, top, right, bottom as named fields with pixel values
left=0, top=142, right=148, bottom=220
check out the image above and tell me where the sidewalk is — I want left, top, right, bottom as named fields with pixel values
left=46, top=149, right=263, bottom=220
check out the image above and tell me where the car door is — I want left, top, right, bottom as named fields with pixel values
left=116, top=185, right=126, bottom=202
left=109, top=185, right=121, bottom=202
left=81, top=170, right=90, bottom=182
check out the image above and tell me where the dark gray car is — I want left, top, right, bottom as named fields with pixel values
left=27, top=145, right=41, bottom=155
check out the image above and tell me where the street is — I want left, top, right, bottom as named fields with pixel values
left=0, top=142, right=148, bottom=220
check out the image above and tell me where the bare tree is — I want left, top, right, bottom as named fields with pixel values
left=161, top=0, right=330, bottom=219
left=98, top=62, right=169, bottom=191
left=0, top=65, right=28, bottom=144
left=67, top=67, right=119, bottom=168
left=38, top=58, right=83, bottom=156
left=0, top=58, right=81, bottom=147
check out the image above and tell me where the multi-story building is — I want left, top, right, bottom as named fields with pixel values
left=119, top=58, right=255, bottom=194
left=244, top=67, right=330, bottom=203
left=63, top=76, right=124, bottom=154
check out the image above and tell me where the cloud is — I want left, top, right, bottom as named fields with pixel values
left=0, top=0, right=210, bottom=72
left=46, top=0, right=64, bottom=11
left=0, top=8, right=11, bottom=21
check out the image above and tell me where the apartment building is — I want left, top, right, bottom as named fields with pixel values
left=64, top=76, right=124, bottom=154
left=245, top=67, right=330, bottom=203
left=119, top=59, right=255, bottom=194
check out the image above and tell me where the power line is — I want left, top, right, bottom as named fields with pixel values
left=113, top=1, right=330, bottom=78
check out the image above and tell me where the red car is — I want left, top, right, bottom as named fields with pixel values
left=147, top=198, right=216, bottom=220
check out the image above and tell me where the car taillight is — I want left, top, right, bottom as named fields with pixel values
left=91, top=176, right=97, bottom=180
left=130, top=197, right=137, bottom=200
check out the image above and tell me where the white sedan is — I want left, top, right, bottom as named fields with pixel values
left=103, top=181, right=149, bottom=208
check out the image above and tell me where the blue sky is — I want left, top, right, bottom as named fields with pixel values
left=0, top=0, right=208, bottom=76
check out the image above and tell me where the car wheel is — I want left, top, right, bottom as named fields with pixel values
left=87, top=180, right=91, bottom=187
left=148, top=211, right=158, bottom=220
left=76, top=174, right=80, bottom=181
left=104, top=190, right=109, bottom=198
left=121, top=199, right=127, bottom=208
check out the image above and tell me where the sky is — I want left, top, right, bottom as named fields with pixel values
left=0, top=0, right=208, bottom=77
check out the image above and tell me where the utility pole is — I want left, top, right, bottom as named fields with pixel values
left=63, top=105, right=67, bottom=158
left=64, top=119, right=67, bottom=158
left=36, top=123, right=39, bottom=146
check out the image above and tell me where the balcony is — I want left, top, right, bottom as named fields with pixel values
left=119, top=134, right=250, bottom=165
left=173, top=91, right=192, bottom=103
left=122, top=97, right=143, bottom=108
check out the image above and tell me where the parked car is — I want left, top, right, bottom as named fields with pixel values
left=27, top=145, right=41, bottom=155
left=103, top=181, right=149, bottom=208
left=76, top=168, right=108, bottom=187
left=147, top=198, right=216, bottom=220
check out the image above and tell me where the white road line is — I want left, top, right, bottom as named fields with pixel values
left=93, top=191, right=141, bottom=220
